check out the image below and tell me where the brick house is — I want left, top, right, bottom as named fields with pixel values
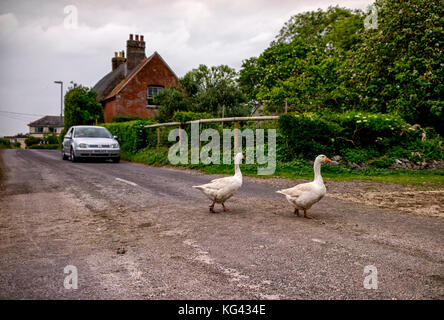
left=93, top=34, right=179, bottom=122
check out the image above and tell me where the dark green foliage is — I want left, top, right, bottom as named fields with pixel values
left=278, top=111, right=443, bottom=162
left=155, top=65, right=251, bottom=121
left=368, top=156, right=395, bottom=168
left=102, top=120, right=156, bottom=153
left=58, top=128, right=67, bottom=145
left=44, top=133, right=59, bottom=145
left=278, top=113, right=342, bottom=158
left=111, top=115, right=146, bottom=123
left=0, top=138, right=14, bottom=149
left=25, top=136, right=42, bottom=147
left=26, top=134, right=58, bottom=148
left=343, top=0, right=444, bottom=133
left=64, top=83, right=103, bottom=131
left=172, top=111, right=213, bottom=123
left=239, top=0, right=443, bottom=133
left=275, top=6, right=363, bottom=49
left=153, top=85, right=190, bottom=122
left=239, top=6, right=364, bottom=114
left=28, top=144, right=59, bottom=150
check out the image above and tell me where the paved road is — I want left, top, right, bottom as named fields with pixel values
left=0, top=149, right=443, bottom=299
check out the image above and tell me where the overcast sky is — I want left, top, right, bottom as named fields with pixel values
left=0, top=0, right=374, bottom=137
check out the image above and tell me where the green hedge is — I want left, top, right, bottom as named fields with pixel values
left=102, top=120, right=157, bottom=153
left=172, top=111, right=213, bottom=123
left=25, top=136, right=43, bottom=147
left=28, top=144, right=59, bottom=150
left=111, top=115, right=146, bottom=123
left=278, top=111, right=443, bottom=163
left=0, top=138, right=18, bottom=149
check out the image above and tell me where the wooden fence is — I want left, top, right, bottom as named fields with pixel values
left=144, top=116, right=279, bottom=147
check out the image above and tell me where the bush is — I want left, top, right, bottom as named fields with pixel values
left=102, top=120, right=157, bottom=153
left=368, top=156, right=395, bottom=169
left=64, top=84, right=103, bottom=131
left=26, top=134, right=59, bottom=148
left=172, top=111, right=213, bottom=123
left=278, top=111, right=444, bottom=162
left=25, top=136, right=43, bottom=147
left=278, top=112, right=342, bottom=159
left=111, top=115, right=146, bottom=123
left=0, top=138, right=13, bottom=149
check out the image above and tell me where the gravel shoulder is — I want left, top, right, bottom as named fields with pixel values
left=0, top=149, right=443, bottom=299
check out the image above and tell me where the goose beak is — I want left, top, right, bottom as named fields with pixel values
left=242, top=155, right=246, bottom=162
left=325, top=157, right=332, bottom=163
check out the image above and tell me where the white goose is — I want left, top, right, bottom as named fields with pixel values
left=277, top=154, right=331, bottom=219
left=193, top=153, right=246, bottom=213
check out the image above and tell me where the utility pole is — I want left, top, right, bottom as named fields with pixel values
left=54, top=81, right=63, bottom=119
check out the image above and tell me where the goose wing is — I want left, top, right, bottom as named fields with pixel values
left=277, top=182, right=315, bottom=198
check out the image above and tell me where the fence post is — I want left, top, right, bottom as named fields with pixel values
left=178, top=124, right=182, bottom=147
left=156, top=127, right=160, bottom=147
left=234, top=121, right=239, bottom=150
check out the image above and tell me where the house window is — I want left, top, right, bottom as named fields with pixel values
left=34, top=127, right=43, bottom=133
left=147, top=86, right=164, bottom=106
left=49, top=127, right=56, bottom=133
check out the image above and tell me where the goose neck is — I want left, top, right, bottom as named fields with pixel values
left=313, top=160, right=323, bottom=183
left=234, top=160, right=242, bottom=177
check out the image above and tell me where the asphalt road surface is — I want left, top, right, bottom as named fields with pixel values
left=0, top=149, right=443, bottom=299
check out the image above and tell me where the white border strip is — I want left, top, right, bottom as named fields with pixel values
left=115, top=177, right=138, bottom=186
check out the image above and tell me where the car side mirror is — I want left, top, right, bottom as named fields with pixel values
left=113, top=136, right=118, bottom=140
left=65, top=136, right=71, bottom=140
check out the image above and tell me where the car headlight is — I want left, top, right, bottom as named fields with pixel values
left=111, top=143, right=119, bottom=149
left=78, top=143, right=88, bottom=148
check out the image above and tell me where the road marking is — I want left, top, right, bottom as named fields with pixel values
left=115, top=177, right=138, bottom=186
left=311, top=238, right=326, bottom=244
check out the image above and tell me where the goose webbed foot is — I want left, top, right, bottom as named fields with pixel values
left=222, top=203, right=231, bottom=212
left=303, top=209, right=313, bottom=219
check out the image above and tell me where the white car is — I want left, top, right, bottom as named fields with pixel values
left=62, top=125, right=120, bottom=163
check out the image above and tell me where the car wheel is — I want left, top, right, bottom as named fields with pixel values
left=70, top=148, right=77, bottom=162
left=112, top=156, right=120, bottom=163
left=62, top=149, right=68, bottom=160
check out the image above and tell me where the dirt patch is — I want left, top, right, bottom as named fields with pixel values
left=328, top=190, right=444, bottom=218
left=240, top=175, right=444, bottom=218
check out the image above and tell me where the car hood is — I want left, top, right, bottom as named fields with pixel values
left=73, top=137, right=118, bottom=145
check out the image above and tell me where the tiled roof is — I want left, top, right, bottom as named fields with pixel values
left=93, top=63, right=127, bottom=102
left=103, top=52, right=178, bottom=101
left=28, top=116, right=64, bottom=127
left=104, top=54, right=153, bottom=100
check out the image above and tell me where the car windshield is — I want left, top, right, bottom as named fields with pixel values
left=74, top=127, right=112, bottom=138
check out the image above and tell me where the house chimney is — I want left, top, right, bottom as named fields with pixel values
left=112, top=50, right=126, bottom=71
left=126, top=33, right=146, bottom=71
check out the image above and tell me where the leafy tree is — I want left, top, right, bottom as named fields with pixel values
left=154, top=65, right=250, bottom=121
left=239, top=6, right=363, bottom=114
left=63, top=83, right=103, bottom=131
left=275, top=6, right=363, bottom=50
left=343, top=0, right=443, bottom=132
left=153, top=85, right=190, bottom=122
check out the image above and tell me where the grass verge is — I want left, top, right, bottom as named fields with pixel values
left=121, top=148, right=444, bottom=186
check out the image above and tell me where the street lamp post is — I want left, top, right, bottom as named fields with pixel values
left=54, top=81, right=63, bottom=119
